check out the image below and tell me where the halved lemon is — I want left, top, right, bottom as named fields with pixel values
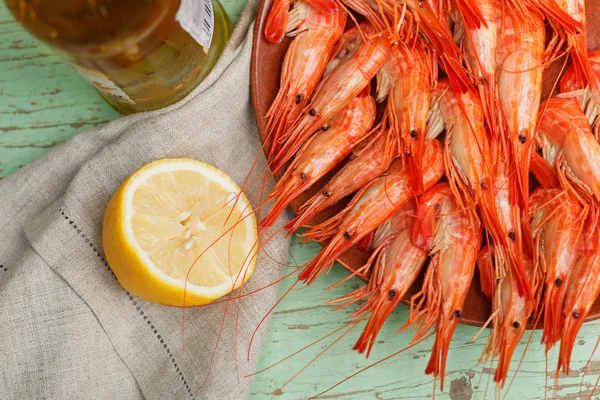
left=102, top=158, right=257, bottom=306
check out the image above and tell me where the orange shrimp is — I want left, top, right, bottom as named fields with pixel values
left=453, top=0, right=502, bottom=142
left=559, top=49, right=600, bottom=132
left=339, top=0, right=473, bottom=94
left=270, top=23, right=391, bottom=172
left=264, top=3, right=347, bottom=159
left=477, top=244, right=496, bottom=298
left=285, top=128, right=397, bottom=233
left=377, top=40, right=433, bottom=193
left=286, top=95, right=445, bottom=233
left=264, top=0, right=339, bottom=44
left=490, top=157, right=532, bottom=298
left=495, top=4, right=545, bottom=207
left=558, top=229, right=600, bottom=374
left=479, top=246, right=538, bottom=387
left=537, top=97, right=600, bottom=201
left=408, top=182, right=483, bottom=391
left=260, top=92, right=376, bottom=230
left=338, top=201, right=428, bottom=357
left=298, top=139, right=445, bottom=284
left=551, top=0, right=600, bottom=110
left=435, top=79, right=527, bottom=294
left=527, top=188, right=583, bottom=349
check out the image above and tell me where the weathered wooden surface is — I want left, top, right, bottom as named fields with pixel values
left=1, top=2, right=599, bottom=399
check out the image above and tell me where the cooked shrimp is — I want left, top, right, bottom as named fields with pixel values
left=261, top=92, right=376, bottom=230
left=298, top=139, right=445, bottom=284
left=265, top=3, right=347, bottom=159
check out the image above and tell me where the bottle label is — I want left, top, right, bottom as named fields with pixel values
left=69, top=63, right=135, bottom=105
left=176, top=0, right=215, bottom=52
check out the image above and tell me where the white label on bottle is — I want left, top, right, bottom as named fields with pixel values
left=69, top=63, right=135, bottom=105
left=176, top=0, right=215, bottom=53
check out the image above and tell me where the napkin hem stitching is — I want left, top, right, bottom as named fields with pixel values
left=58, top=207, right=196, bottom=399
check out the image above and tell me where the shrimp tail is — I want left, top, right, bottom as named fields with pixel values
left=304, top=0, right=338, bottom=15
left=411, top=198, right=435, bottom=251
left=476, top=245, right=495, bottom=298
left=356, top=231, right=374, bottom=252
left=425, top=313, right=458, bottom=391
left=530, top=151, right=560, bottom=189
left=264, top=0, right=292, bottom=44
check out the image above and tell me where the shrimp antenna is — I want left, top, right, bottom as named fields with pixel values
left=309, top=331, right=435, bottom=399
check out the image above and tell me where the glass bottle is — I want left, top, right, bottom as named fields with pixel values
left=6, top=0, right=232, bottom=114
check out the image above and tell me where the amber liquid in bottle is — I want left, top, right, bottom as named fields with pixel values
left=6, top=0, right=232, bottom=114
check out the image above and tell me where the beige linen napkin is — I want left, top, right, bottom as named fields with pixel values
left=0, top=1, right=291, bottom=399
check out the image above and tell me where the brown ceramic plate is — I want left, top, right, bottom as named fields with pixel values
left=251, top=2, right=600, bottom=327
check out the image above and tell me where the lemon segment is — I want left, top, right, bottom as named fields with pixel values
left=103, top=159, right=257, bottom=306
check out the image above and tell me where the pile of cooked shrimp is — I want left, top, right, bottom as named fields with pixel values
left=257, top=0, right=600, bottom=391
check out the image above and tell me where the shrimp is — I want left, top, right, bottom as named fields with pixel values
left=479, top=247, right=538, bottom=387
left=377, top=40, right=433, bottom=193
left=337, top=201, right=428, bottom=357
left=264, top=3, right=347, bottom=159
left=339, top=0, right=473, bottom=94
left=269, top=23, right=391, bottom=172
left=537, top=97, right=600, bottom=202
left=477, top=244, right=496, bottom=298
left=260, top=92, right=376, bottom=230
left=264, top=0, right=338, bottom=44
left=558, top=229, right=600, bottom=374
left=495, top=5, right=545, bottom=207
left=551, top=0, right=600, bottom=110
left=453, top=0, right=502, bottom=143
left=298, top=139, right=445, bottom=284
left=285, top=128, right=397, bottom=233
left=408, top=182, right=483, bottom=391
left=286, top=94, right=445, bottom=233
left=526, top=188, right=583, bottom=349
left=436, top=79, right=528, bottom=295
left=559, top=49, right=600, bottom=132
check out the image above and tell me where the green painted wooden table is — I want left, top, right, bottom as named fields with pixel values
left=1, top=3, right=599, bottom=399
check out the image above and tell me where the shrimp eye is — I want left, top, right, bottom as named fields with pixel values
left=321, top=125, right=329, bottom=131
left=300, top=172, right=307, bottom=180
left=573, top=311, right=580, bottom=319
left=481, top=181, right=489, bottom=190
left=388, top=289, right=396, bottom=299
left=454, top=310, right=462, bottom=318
left=513, top=321, right=520, bottom=329
left=508, top=231, right=516, bottom=240
left=344, top=231, right=351, bottom=239
left=309, top=108, right=317, bottom=116
left=555, top=278, right=563, bottom=287
left=295, top=94, right=304, bottom=104
left=480, top=77, right=488, bottom=84
left=322, top=190, right=330, bottom=197
left=519, top=135, right=527, bottom=143
left=410, top=129, right=418, bottom=138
